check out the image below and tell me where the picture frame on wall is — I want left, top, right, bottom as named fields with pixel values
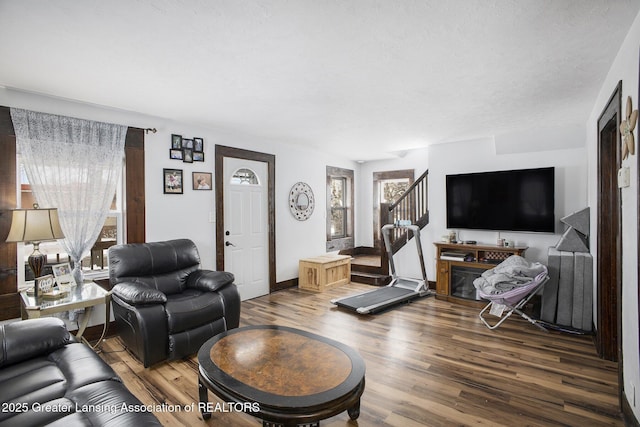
left=170, top=149, right=183, bottom=160
left=193, top=172, right=212, bottom=190
left=163, top=168, right=183, bottom=194
left=171, top=134, right=182, bottom=149
left=182, top=138, right=194, bottom=150
left=194, top=137, right=204, bottom=152
left=183, top=148, right=193, bottom=163
left=193, top=151, right=204, bottom=162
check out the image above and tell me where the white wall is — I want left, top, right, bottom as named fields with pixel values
left=145, top=126, right=357, bottom=281
left=587, top=10, right=640, bottom=419
left=357, top=132, right=588, bottom=281
left=0, top=87, right=357, bottom=286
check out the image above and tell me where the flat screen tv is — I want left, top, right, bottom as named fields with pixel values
left=446, top=167, right=555, bottom=233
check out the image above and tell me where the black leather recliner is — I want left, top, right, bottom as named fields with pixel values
left=108, top=239, right=241, bottom=367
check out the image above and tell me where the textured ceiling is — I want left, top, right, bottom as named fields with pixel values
left=0, top=0, right=639, bottom=160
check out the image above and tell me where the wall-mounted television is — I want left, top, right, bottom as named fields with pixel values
left=446, top=167, right=555, bottom=233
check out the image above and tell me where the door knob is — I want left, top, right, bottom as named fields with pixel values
left=225, top=241, right=236, bottom=247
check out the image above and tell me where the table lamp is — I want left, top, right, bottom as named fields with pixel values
left=5, top=203, right=65, bottom=298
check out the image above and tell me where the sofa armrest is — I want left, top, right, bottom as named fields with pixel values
left=0, top=318, right=71, bottom=367
left=187, top=270, right=235, bottom=292
left=112, top=282, right=167, bottom=305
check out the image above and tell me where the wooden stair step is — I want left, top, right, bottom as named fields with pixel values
left=350, top=271, right=391, bottom=286
left=350, top=254, right=382, bottom=268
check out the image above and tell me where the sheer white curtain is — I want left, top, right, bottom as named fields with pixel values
left=10, top=108, right=127, bottom=283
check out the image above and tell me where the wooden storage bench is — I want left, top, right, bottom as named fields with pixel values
left=299, top=255, right=351, bottom=292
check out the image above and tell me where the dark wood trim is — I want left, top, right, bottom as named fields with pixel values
left=215, top=145, right=276, bottom=292
left=124, top=127, right=145, bottom=243
left=0, top=294, right=20, bottom=321
left=273, top=277, right=298, bottom=292
left=0, top=106, right=18, bottom=321
left=596, top=81, right=622, bottom=405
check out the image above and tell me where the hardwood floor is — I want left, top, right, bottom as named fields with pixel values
left=98, top=283, right=622, bottom=426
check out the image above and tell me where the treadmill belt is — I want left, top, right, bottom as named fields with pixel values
left=334, top=286, right=416, bottom=314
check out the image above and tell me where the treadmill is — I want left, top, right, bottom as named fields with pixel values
left=331, top=223, right=435, bottom=314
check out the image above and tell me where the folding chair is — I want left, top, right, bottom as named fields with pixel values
left=477, top=269, right=549, bottom=331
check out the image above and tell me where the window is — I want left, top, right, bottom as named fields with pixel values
left=379, top=178, right=411, bottom=204
left=330, top=177, right=347, bottom=238
left=230, top=168, right=260, bottom=185
left=372, top=170, right=414, bottom=248
left=18, top=159, right=124, bottom=280
left=326, top=166, right=354, bottom=251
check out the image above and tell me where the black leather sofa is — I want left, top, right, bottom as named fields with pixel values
left=109, top=239, right=241, bottom=367
left=0, top=317, right=161, bottom=426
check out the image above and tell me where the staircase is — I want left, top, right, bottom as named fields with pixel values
left=340, top=246, right=391, bottom=286
left=342, top=170, right=429, bottom=285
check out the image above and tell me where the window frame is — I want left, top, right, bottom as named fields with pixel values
left=326, top=166, right=354, bottom=251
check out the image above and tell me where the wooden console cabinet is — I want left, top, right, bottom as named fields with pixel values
left=434, top=242, right=527, bottom=307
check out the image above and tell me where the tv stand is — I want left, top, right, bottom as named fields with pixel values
left=434, top=242, right=527, bottom=307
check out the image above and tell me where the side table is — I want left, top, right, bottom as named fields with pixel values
left=20, top=281, right=111, bottom=347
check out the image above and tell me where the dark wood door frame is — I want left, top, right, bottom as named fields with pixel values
left=214, top=145, right=277, bottom=292
left=595, top=81, right=622, bottom=400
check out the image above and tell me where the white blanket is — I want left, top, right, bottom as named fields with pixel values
left=473, top=255, right=546, bottom=295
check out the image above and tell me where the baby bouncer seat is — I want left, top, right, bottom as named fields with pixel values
left=473, top=255, right=549, bottom=331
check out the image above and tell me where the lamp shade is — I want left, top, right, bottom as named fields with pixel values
left=5, top=207, right=65, bottom=243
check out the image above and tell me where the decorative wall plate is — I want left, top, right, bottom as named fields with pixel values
left=620, top=96, right=638, bottom=160
left=289, top=182, right=315, bottom=221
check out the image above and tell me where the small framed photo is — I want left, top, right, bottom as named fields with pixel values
left=170, top=148, right=183, bottom=160
left=171, top=134, right=182, bottom=149
left=193, top=151, right=204, bottom=162
left=36, top=274, right=55, bottom=293
left=52, top=262, right=77, bottom=287
left=194, top=137, right=204, bottom=152
left=163, top=168, right=183, bottom=194
left=193, top=172, right=212, bottom=190
left=183, top=148, right=194, bottom=163
left=182, top=138, right=194, bottom=150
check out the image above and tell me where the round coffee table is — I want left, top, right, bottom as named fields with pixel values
left=197, top=325, right=366, bottom=426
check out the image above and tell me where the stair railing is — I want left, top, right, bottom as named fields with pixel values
left=381, top=169, right=429, bottom=253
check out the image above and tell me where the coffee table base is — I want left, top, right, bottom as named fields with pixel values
left=198, top=374, right=364, bottom=426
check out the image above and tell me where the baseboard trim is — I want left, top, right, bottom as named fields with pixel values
left=623, top=390, right=640, bottom=426
left=273, top=278, right=298, bottom=292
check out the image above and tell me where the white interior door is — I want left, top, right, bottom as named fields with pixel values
left=223, top=157, right=269, bottom=300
